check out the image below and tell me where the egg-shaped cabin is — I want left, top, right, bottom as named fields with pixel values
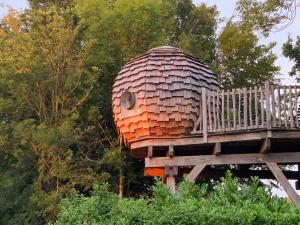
left=112, top=46, right=300, bottom=201
left=112, top=46, right=219, bottom=155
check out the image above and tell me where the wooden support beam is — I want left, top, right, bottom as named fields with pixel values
left=145, top=152, right=300, bottom=168
left=259, top=138, right=270, bottom=153
left=213, top=143, right=221, bottom=155
left=130, top=130, right=300, bottom=149
left=187, top=164, right=206, bottom=181
left=266, top=162, right=300, bottom=205
left=166, top=176, right=176, bottom=193
left=201, top=168, right=300, bottom=180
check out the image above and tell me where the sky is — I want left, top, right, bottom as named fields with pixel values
left=0, top=0, right=300, bottom=197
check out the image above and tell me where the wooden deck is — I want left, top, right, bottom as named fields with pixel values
left=130, top=82, right=300, bottom=154
left=140, top=128, right=300, bottom=204
left=133, top=82, right=300, bottom=204
left=131, top=129, right=300, bottom=156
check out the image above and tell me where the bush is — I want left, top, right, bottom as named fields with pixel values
left=52, top=173, right=300, bottom=225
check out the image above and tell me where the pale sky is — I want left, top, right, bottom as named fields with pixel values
left=1, top=0, right=299, bottom=197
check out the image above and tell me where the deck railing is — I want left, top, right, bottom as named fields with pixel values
left=192, top=82, right=300, bottom=139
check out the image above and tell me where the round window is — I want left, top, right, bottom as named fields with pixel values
left=121, top=91, right=136, bottom=110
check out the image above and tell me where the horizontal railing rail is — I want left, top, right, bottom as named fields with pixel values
left=192, top=82, right=300, bottom=140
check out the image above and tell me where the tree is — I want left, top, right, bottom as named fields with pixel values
left=237, top=0, right=298, bottom=36
left=75, top=0, right=169, bottom=125
left=283, top=36, right=300, bottom=77
left=28, top=0, right=75, bottom=9
left=0, top=1, right=285, bottom=223
left=216, top=21, right=279, bottom=89
left=75, top=0, right=218, bottom=121
left=0, top=8, right=112, bottom=223
left=169, top=0, right=218, bottom=63
left=74, top=0, right=219, bottom=198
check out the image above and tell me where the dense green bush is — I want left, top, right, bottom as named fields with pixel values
left=52, top=173, right=300, bottom=225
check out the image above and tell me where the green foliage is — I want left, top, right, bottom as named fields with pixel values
left=0, top=0, right=284, bottom=223
left=28, top=0, right=75, bottom=9
left=283, top=36, right=300, bottom=76
left=237, top=0, right=297, bottom=36
left=76, top=0, right=168, bottom=64
left=0, top=7, right=114, bottom=223
left=0, top=121, right=41, bottom=225
left=216, top=21, right=279, bottom=89
left=168, top=0, right=218, bottom=63
left=53, top=173, right=300, bottom=225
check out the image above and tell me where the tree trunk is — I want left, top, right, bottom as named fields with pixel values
left=118, top=167, right=124, bottom=198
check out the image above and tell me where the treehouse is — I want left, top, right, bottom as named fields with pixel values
left=112, top=46, right=300, bottom=204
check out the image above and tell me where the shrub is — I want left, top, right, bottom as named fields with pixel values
left=52, top=173, right=300, bottom=225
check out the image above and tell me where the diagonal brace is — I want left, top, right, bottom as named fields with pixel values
left=266, top=162, right=300, bottom=205
left=187, top=164, right=206, bottom=182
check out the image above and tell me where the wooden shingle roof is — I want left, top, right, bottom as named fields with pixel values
left=112, top=46, right=219, bottom=146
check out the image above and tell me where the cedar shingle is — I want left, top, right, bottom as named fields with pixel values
left=112, top=46, right=219, bottom=145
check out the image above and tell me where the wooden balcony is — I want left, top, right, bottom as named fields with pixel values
left=140, top=82, right=300, bottom=204
left=192, top=82, right=300, bottom=139
left=131, top=82, right=300, bottom=152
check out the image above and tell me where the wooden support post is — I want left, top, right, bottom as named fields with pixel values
left=271, top=85, right=276, bottom=127
left=265, top=81, right=271, bottom=128
left=238, top=89, right=242, bottom=128
left=222, top=90, right=225, bottom=130
left=168, top=145, right=174, bottom=157
left=296, top=86, right=299, bottom=128
left=260, top=87, right=265, bottom=127
left=233, top=90, right=237, bottom=129
left=164, top=165, right=178, bottom=176
left=254, top=86, right=259, bottom=128
left=266, top=162, right=300, bottom=205
left=213, top=142, right=221, bottom=155
left=166, top=176, right=176, bottom=193
left=243, top=87, right=248, bottom=129
left=227, top=92, right=230, bottom=129
left=259, top=138, right=270, bottom=154
left=289, top=86, right=294, bottom=128
left=187, top=164, right=207, bottom=182
left=283, top=86, right=288, bottom=127
left=217, top=92, right=221, bottom=130
left=192, top=101, right=202, bottom=134
left=148, top=146, right=153, bottom=158
left=202, top=88, right=208, bottom=142
left=164, top=165, right=178, bottom=193
left=249, top=87, right=253, bottom=128
left=277, top=86, right=282, bottom=126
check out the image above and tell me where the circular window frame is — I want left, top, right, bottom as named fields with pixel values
left=120, top=90, right=136, bottom=110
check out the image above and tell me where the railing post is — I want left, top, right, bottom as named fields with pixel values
left=289, top=86, right=294, bottom=128
left=243, top=88, right=248, bottom=129
left=202, top=88, right=208, bottom=142
left=265, top=81, right=271, bottom=129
